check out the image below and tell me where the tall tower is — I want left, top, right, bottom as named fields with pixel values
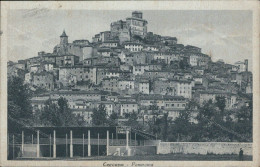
left=132, top=11, right=143, bottom=19
left=244, top=59, right=248, bottom=72
left=126, top=11, right=148, bottom=38
left=60, top=30, right=68, bottom=45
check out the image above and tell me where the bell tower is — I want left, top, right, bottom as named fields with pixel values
left=60, top=30, right=68, bottom=45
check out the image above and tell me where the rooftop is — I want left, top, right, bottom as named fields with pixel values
left=140, top=95, right=186, bottom=101
left=60, top=30, right=68, bottom=37
left=51, top=90, right=102, bottom=95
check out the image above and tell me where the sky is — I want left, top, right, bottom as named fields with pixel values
left=7, top=10, right=252, bottom=70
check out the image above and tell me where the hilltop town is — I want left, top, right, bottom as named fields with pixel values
left=8, top=11, right=252, bottom=128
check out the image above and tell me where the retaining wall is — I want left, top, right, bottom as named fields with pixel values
left=109, top=146, right=156, bottom=156
left=157, top=142, right=252, bottom=155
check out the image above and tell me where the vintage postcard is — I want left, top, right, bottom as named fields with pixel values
left=0, top=1, right=259, bottom=167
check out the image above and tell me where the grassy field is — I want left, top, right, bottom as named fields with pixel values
left=17, top=154, right=252, bottom=161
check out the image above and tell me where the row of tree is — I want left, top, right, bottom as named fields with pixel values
left=145, top=97, right=252, bottom=142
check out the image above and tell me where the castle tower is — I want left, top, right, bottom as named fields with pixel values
left=132, top=11, right=143, bottom=19
left=60, top=30, right=68, bottom=45
left=126, top=11, right=148, bottom=38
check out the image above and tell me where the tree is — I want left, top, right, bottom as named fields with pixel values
left=197, top=100, right=216, bottom=120
left=39, top=97, right=83, bottom=126
left=195, top=100, right=219, bottom=141
left=172, top=110, right=192, bottom=141
left=91, top=104, right=107, bottom=126
left=234, top=104, right=252, bottom=141
left=108, top=112, right=118, bottom=126
left=179, top=59, right=189, bottom=70
left=162, top=112, right=169, bottom=141
left=215, top=96, right=226, bottom=118
left=125, top=112, right=140, bottom=129
left=75, top=114, right=86, bottom=126
left=8, top=77, right=33, bottom=133
left=40, top=99, right=60, bottom=126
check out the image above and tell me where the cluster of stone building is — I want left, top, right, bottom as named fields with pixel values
left=8, top=11, right=252, bottom=125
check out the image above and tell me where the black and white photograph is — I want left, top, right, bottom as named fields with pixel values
left=1, top=1, right=259, bottom=167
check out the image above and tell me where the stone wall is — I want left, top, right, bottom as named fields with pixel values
left=108, top=146, right=156, bottom=156
left=157, top=142, right=252, bottom=155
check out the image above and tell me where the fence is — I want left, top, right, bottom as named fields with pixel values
left=8, top=132, right=160, bottom=159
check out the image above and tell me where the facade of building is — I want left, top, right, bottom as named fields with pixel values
left=126, top=11, right=148, bottom=38
left=120, top=101, right=139, bottom=116
left=32, top=72, right=55, bottom=91
left=199, top=91, right=237, bottom=109
left=59, top=66, right=96, bottom=86
left=123, top=42, right=143, bottom=52
left=138, top=81, right=150, bottom=94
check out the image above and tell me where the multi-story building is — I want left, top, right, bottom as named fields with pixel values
left=171, top=79, right=192, bottom=99
left=120, top=101, right=139, bottom=116
left=198, top=91, right=237, bottom=109
left=59, top=65, right=96, bottom=86
left=43, top=63, right=54, bottom=71
left=92, top=31, right=111, bottom=43
left=110, top=20, right=127, bottom=38
left=132, top=52, right=147, bottom=65
left=144, top=70, right=173, bottom=80
left=123, top=42, right=143, bottom=52
left=50, top=90, right=102, bottom=102
left=161, top=36, right=178, bottom=45
left=143, top=45, right=159, bottom=52
left=164, top=52, right=183, bottom=65
left=105, top=70, right=120, bottom=78
left=97, top=48, right=111, bottom=57
left=187, top=52, right=210, bottom=67
left=95, top=66, right=120, bottom=85
left=139, top=95, right=187, bottom=112
left=30, top=64, right=41, bottom=73
left=137, top=80, right=150, bottom=94
left=89, top=101, right=115, bottom=117
left=133, top=64, right=149, bottom=75
left=234, top=59, right=248, bottom=72
left=118, top=79, right=135, bottom=94
left=126, top=11, right=148, bottom=38
left=100, top=40, right=119, bottom=48
left=32, top=71, right=55, bottom=91
left=31, top=99, right=49, bottom=114
left=102, top=77, right=119, bottom=92
left=153, top=78, right=175, bottom=96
